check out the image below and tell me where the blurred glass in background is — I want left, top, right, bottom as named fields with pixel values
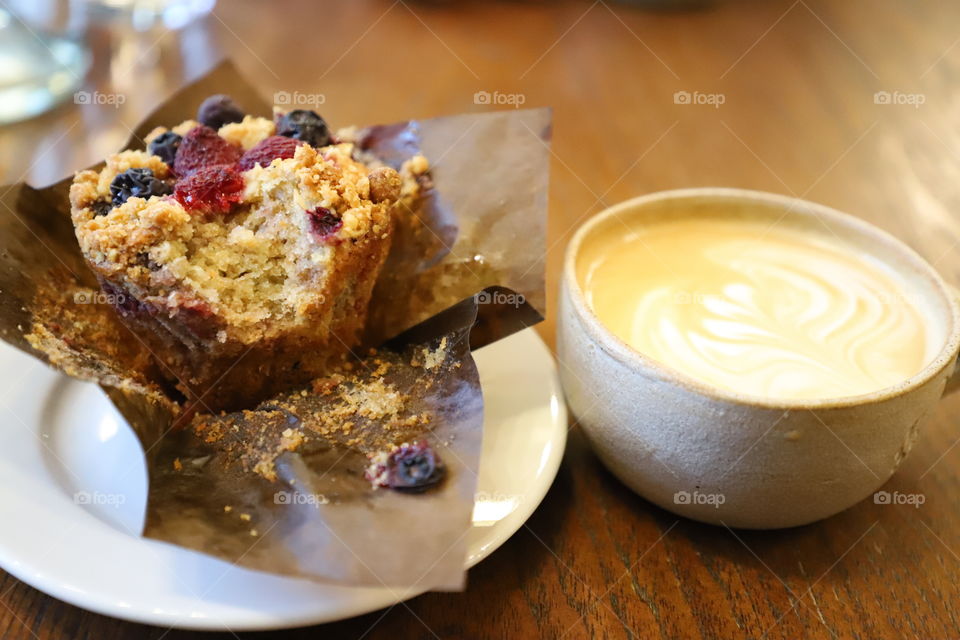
left=87, top=0, right=216, bottom=31
left=0, top=2, right=89, bottom=124
left=0, top=0, right=214, bottom=125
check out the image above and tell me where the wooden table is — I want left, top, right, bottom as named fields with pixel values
left=3, top=1, right=960, bottom=637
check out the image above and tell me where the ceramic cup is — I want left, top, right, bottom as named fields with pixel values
left=558, top=188, right=960, bottom=529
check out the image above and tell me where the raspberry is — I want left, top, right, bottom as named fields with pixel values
left=306, top=207, right=342, bottom=239
left=197, top=94, right=245, bottom=130
left=237, top=136, right=302, bottom=171
left=174, top=126, right=242, bottom=177
left=174, top=165, right=245, bottom=215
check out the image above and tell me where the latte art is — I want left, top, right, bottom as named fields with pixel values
left=579, top=218, right=933, bottom=400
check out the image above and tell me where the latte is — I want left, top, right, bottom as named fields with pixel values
left=578, top=217, right=934, bottom=400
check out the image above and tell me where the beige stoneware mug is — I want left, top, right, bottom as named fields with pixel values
left=558, top=188, right=960, bottom=529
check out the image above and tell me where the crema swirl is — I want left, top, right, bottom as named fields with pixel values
left=579, top=218, right=932, bottom=400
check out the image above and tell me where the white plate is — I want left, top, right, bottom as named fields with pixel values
left=0, top=328, right=565, bottom=630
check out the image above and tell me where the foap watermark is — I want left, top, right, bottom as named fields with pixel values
left=274, top=90, right=326, bottom=107
left=474, top=90, right=526, bottom=108
left=74, top=90, right=126, bottom=108
left=874, top=90, right=925, bottom=108
left=473, top=491, right=522, bottom=526
left=674, top=490, right=725, bottom=509
left=74, top=490, right=126, bottom=507
left=874, top=490, right=925, bottom=508
left=673, top=90, right=725, bottom=108
left=871, top=290, right=930, bottom=308
left=74, top=290, right=126, bottom=305
left=274, top=490, right=330, bottom=506
left=474, top=290, right=526, bottom=308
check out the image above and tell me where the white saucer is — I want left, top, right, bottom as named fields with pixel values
left=0, top=328, right=566, bottom=631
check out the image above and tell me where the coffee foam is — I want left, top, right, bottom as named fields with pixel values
left=578, top=216, right=941, bottom=400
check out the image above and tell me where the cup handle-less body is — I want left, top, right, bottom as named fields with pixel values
left=942, top=358, right=960, bottom=395
left=942, top=286, right=960, bottom=395
left=560, top=188, right=960, bottom=528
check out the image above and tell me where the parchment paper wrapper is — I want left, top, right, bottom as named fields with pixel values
left=0, top=61, right=549, bottom=590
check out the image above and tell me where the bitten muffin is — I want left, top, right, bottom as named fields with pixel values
left=69, top=95, right=428, bottom=412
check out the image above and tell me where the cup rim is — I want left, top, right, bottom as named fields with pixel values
left=563, top=187, right=960, bottom=410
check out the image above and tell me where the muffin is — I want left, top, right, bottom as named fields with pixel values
left=69, top=95, right=427, bottom=412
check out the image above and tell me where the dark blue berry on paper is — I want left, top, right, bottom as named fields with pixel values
left=387, top=441, right=445, bottom=492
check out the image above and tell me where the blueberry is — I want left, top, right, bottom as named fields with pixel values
left=276, top=110, right=331, bottom=148
left=135, top=252, right=160, bottom=271
left=197, top=94, right=245, bottom=130
left=110, top=168, right=172, bottom=206
left=90, top=200, right=114, bottom=217
left=148, top=131, right=182, bottom=165
left=386, top=442, right=445, bottom=492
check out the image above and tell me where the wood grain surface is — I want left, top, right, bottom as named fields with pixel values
left=2, top=0, right=960, bottom=638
